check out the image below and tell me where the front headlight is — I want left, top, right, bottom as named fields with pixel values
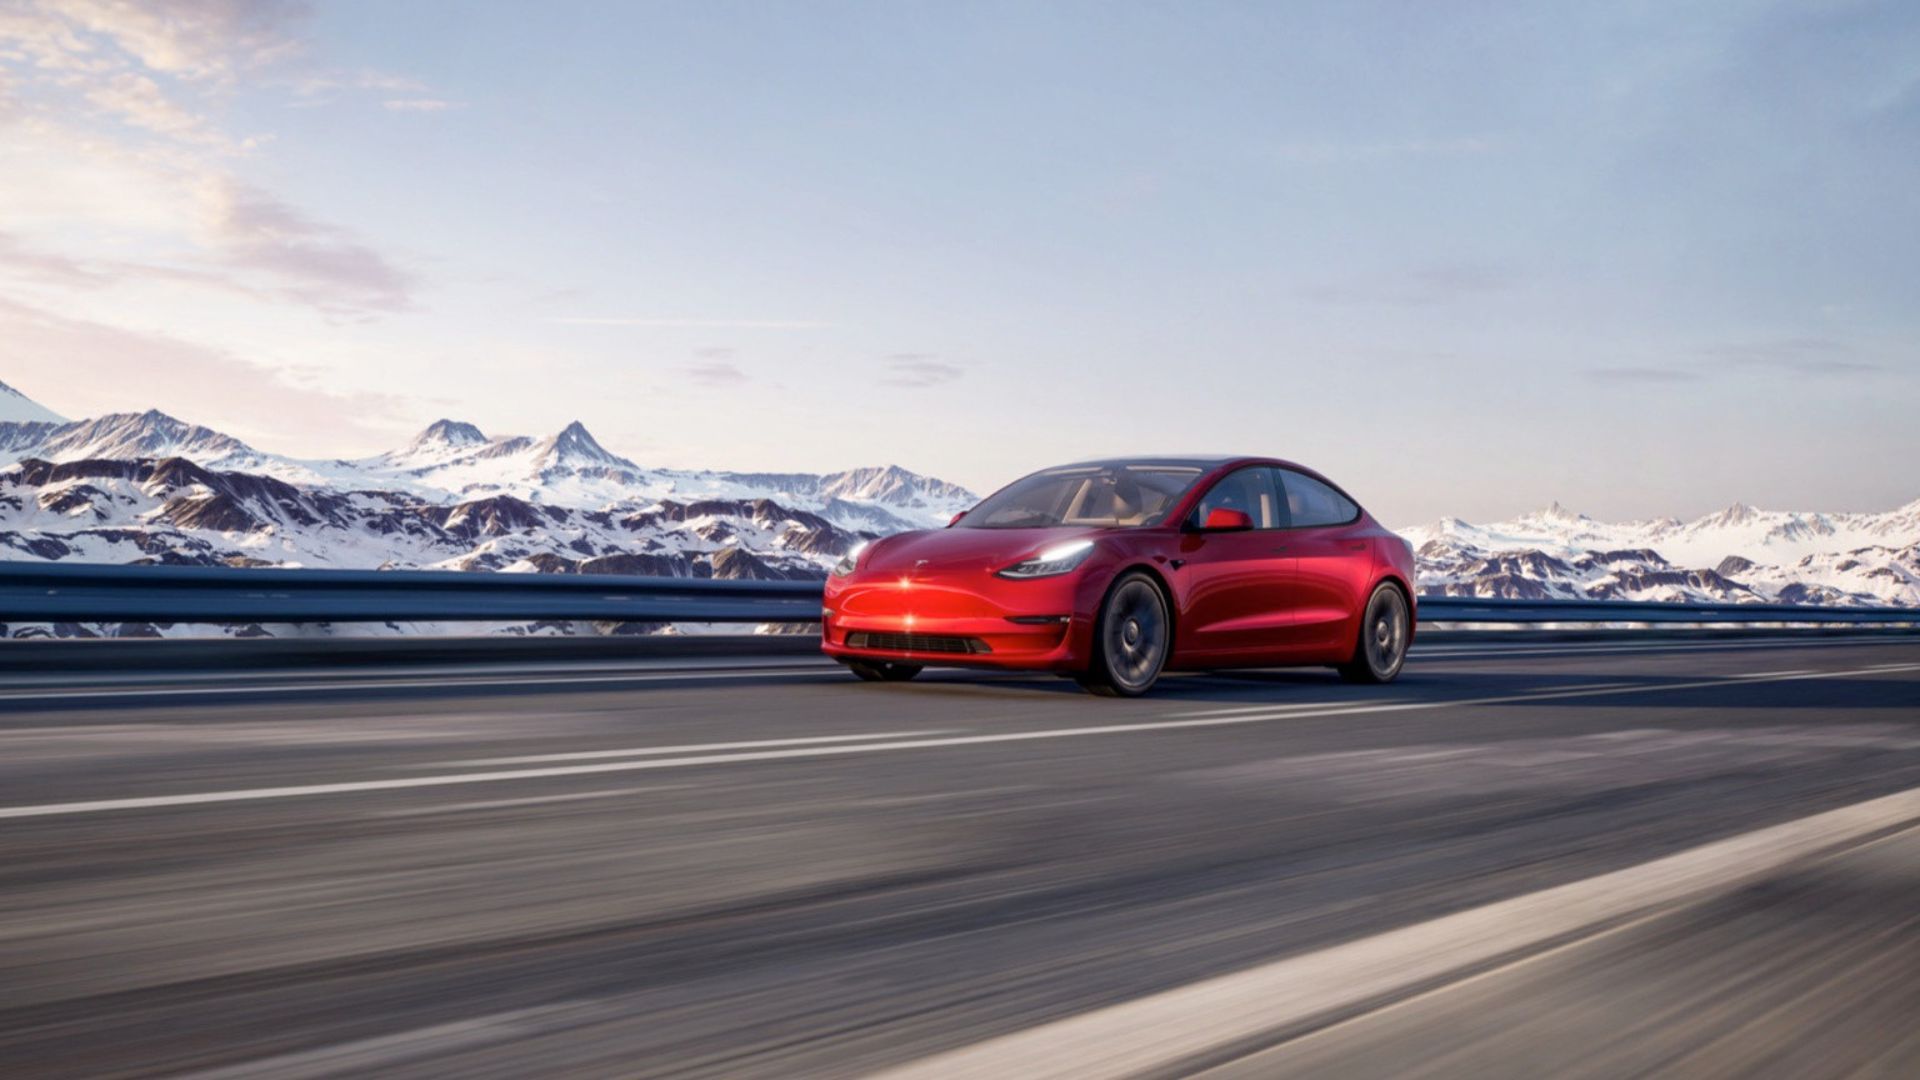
left=997, top=539, right=1095, bottom=579
left=831, top=539, right=870, bottom=578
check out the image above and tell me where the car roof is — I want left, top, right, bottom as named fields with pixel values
left=1049, top=455, right=1299, bottom=472
left=1005, top=455, right=1369, bottom=519
left=1050, top=455, right=1234, bottom=469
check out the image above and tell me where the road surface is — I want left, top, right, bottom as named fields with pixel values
left=0, top=636, right=1917, bottom=1077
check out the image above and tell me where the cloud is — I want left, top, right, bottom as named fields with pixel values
left=0, top=1, right=420, bottom=317
left=0, top=231, right=107, bottom=286
left=0, top=229, right=274, bottom=299
left=0, top=174, right=419, bottom=316
left=881, top=354, right=963, bottom=388
left=0, top=0, right=301, bottom=83
left=383, top=97, right=463, bottom=112
left=1703, top=338, right=1883, bottom=376
left=203, top=181, right=416, bottom=314
left=551, top=317, right=832, bottom=329
left=1583, top=366, right=1702, bottom=384
left=289, top=68, right=429, bottom=102
left=682, top=360, right=748, bottom=385
left=83, top=70, right=236, bottom=147
left=1299, top=264, right=1514, bottom=307
left=0, top=3, right=280, bottom=154
left=1587, top=338, right=1895, bottom=387
left=0, top=295, right=414, bottom=452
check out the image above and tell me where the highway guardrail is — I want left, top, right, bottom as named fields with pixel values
left=0, top=561, right=1913, bottom=627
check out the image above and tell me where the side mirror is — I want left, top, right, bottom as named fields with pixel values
left=1202, top=507, right=1254, bottom=532
left=949, top=510, right=967, bottom=527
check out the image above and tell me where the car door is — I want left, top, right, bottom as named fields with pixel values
left=1172, top=466, right=1295, bottom=657
left=1273, top=468, right=1373, bottom=651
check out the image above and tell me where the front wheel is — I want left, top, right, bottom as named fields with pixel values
left=1077, top=572, right=1171, bottom=697
left=1339, top=584, right=1410, bottom=684
left=846, top=660, right=923, bottom=682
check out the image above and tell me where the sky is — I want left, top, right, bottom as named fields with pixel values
left=0, top=0, right=1915, bottom=525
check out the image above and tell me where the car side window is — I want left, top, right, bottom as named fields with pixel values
left=1191, top=467, right=1279, bottom=529
left=1277, top=469, right=1359, bottom=527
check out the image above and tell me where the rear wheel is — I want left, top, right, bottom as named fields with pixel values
left=1077, top=572, right=1170, bottom=697
left=1339, top=584, right=1409, bottom=684
left=846, top=660, right=923, bottom=682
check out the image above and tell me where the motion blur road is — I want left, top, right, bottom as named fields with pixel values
left=2, top=636, right=1918, bottom=1078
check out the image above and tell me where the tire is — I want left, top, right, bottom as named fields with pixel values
left=846, top=660, right=923, bottom=683
left=1339, top=584, right=1410, bottom=684
left=1077, top=571, right=1171, bottom=697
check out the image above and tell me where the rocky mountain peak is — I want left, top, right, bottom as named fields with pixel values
left=1698, top=501, right=1760, bottom=529
left=410, top=419, right=488, bottom=450
left=537, top=421, right=630, bottom=468
left=1538, top=500, right=1587, bottom=523
left=819, top=463, right=974, bottom=507
left=35, top=410, right=256, bottom=464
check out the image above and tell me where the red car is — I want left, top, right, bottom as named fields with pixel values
left=821, top=456, right=1416, bottom=696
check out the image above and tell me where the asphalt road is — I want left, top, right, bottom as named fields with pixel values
left=1, top=636, right=1917, bottom=1078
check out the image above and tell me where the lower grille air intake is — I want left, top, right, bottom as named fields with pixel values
left=846, top=632, right=990, bottom=654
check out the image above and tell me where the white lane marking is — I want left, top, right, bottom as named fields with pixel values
left=0, top=666, right=842, bottom=703
left=372, top=787, right=666, bottom=817
left=1214, top=823, right=1920, bottom=1075
left=1164, top=666, right=1901, bottom=721
left=1790, top=663, right=1920, bottom=678
left=1414, top=632, right=1914, bottom=649
left=1413, top=636, right=1917, bottom=661
left=1174, top=682, right=1624, bottom=718
left=873, top=786, right=1920, bottom=1080
left=1417, top=634, right=1914, bottom=653
left=432, top=730, right=959, bottom=767
left=1165, top=702, right=1361, bottom=719
left=1, top=662, right=1913, bottom=822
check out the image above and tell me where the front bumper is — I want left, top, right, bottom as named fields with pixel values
left=821, top=573, right=1095, bottom=671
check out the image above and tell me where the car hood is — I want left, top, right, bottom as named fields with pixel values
left=863, top=527, right=1099, bottom=574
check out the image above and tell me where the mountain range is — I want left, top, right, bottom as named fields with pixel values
left=1404, top=500, right=1920, bottom=607
left=0, top=378, right=1913, bottom=636
left=0, top=381, right=973, bottom=638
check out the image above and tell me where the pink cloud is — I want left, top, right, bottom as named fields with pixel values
left=205, top=182, right=417, bottom=315
left=0, top=295, right=414, bottom=454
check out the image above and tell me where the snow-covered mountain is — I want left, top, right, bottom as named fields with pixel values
left=0, top=380, right=978, bottom=636
left=2, top=378, right=1912, bottom=636
left=0, top=456, right=865, bottom=579
left=323, top=425, right=976, bottom=528
left=0, top=380, right=68, bottom=460
left=0, top=385, right=973, bottom=534
left=0, top=379, right=67, bottom=425
left=1403, top=500, right=1920, bottom=607
left=376, top=418, right=489, bottom=468
left=25, top=410, right=265, bottom=470
left=336, top=418, right=652, bottom=503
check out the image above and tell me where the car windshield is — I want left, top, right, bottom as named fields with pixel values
left=959, top=464, right=1205, bottom=529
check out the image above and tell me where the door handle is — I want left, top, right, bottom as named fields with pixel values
left=1271, top=544, right=1291, bottom=553
left=1345, top=542, right=1367, bottom=551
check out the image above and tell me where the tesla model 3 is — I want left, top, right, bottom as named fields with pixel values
left=821, top=457, right=1416, bottom=695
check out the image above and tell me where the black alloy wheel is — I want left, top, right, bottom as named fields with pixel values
left=1339, top=584, right=1409, bottom=684
left=1078, top=572, right=1170, bottom=697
